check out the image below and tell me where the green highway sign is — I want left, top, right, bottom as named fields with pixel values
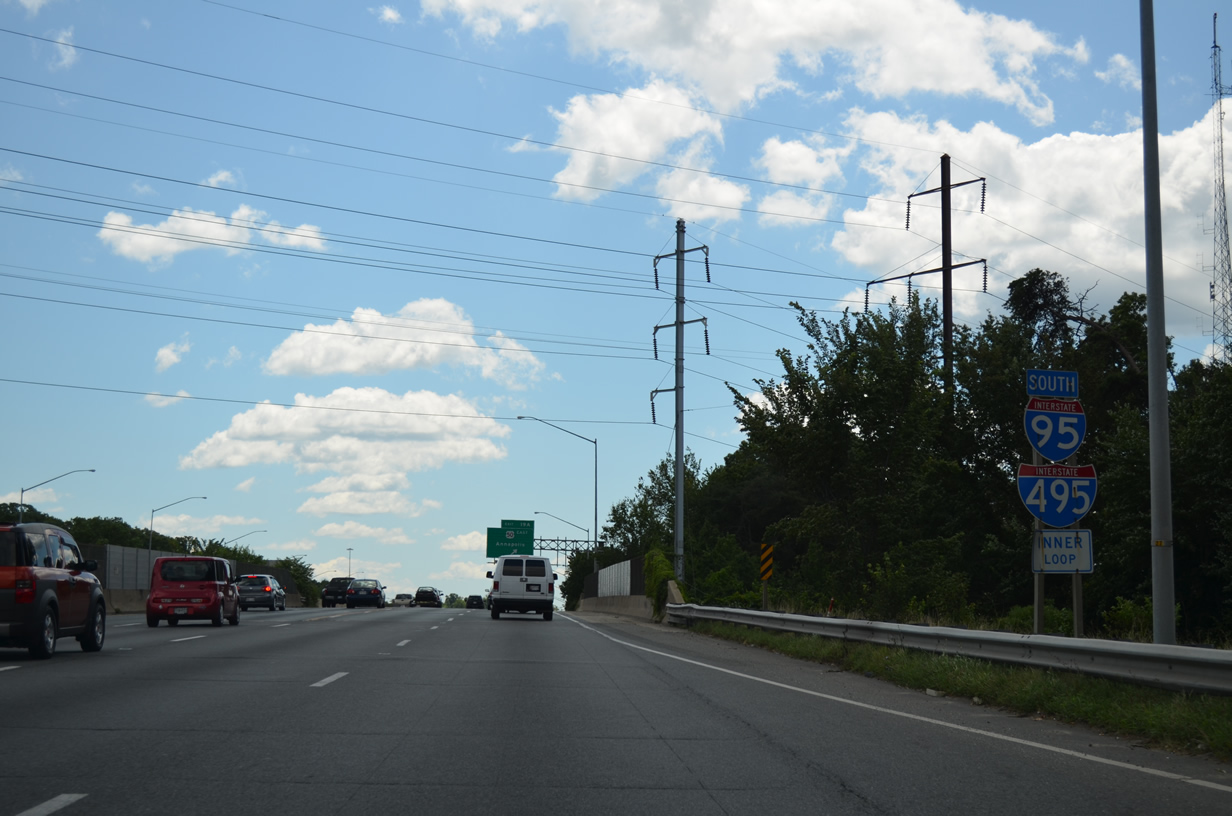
left=486, top=519, right=535, bottom=558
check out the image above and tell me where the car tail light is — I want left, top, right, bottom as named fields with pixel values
left=264, top=586, right=271, bottom=592
left=347, top=589, right=355, bottom=594
left=493, top=581, right=499, bottom=591
left=15, top=575, right=34, bottom=604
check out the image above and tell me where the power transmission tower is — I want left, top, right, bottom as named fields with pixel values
left=650, top=219, right=710, bottom=580
left=1211, top=14, right=1232, bottom=363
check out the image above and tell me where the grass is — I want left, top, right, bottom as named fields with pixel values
left=691, top=620, right=1232, bottom=762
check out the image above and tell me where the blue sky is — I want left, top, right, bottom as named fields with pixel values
left=1, top=0, right=1226, bottom=597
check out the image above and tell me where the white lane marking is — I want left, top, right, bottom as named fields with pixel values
left=311, top=672, right=348, bottom=688
left=447, top=617, right=455, bottom=622
left=397, top=640, right=411, bottom=646
left=430, top=626, right=439, bottom=630
left=14, top=794, right=88, bottom=816
left=1, top=666, right=20, bottom=672
left=563, top=615, right=1232, bottom=795
left=115, top=623, right=142, bottom=628
left=170, top=636, right=206, bottom=643
left=272, top=623, right=291, bottom=628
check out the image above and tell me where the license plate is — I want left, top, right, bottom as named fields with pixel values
left=526, top=584, right=540, bottom=592
left=174, top=607, right=187, bottom=615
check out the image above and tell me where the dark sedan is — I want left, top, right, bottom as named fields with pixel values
left=345, top=579, right=386, bottom=608
left=465, top=595, right=484, bottom=609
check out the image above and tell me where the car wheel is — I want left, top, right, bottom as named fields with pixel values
left=241, top=606, right=248, bottom=612
left=544, top=609, right=553, bottom=621
left=147, top=615, right=159, bottom=628
left=229, top=603, right=241, bottom=626
left=490, top=607, right=500, bottom=620
left=167, top=617, right=179, bottom=627
left=212, top=602, right=225, bottom=627
left=79, top=602, right=106, bottom=652
left=346, top=602, right=353, bottom=609
left=28, top=607, right=57, bottom=659
left=269, top=600, right=276, bottom=611
left=280, top=598, right=286, bottom=611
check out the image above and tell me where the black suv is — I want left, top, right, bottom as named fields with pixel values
left=0, top=522, right=106, bottom=658
left=237, top=574, right=286, bottom=611
left=321, top=576, right=353, bottom=608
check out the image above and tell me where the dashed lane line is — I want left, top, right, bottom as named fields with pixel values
left=397, top=640, right=411, bottom=646
left=169, top=636, right=206, bottom=643
left=311, top=672, right=348, bottom=688
left=14, top=794, right=87, bottom=816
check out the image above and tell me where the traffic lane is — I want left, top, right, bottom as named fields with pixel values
left=341, top=610, right=880, bottom=815
left=560, top=612, right=1232, bottom=813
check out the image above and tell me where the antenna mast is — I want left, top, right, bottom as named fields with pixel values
left=1212, top=14, right=1232, bottom=363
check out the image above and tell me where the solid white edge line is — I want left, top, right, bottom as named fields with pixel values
left=169, top=636, right=206, bottom=642
left=272, top=623, right=291, bottom=628
left=14, top=793, right=88, bottom=816
left=561, top=614, right=1232, bottom=795
left=1, top=665, right=20, bottom=672
left=311, top=672, right=348, bottom=688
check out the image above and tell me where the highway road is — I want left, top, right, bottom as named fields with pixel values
left=1, top=606, right=1228, bottom=815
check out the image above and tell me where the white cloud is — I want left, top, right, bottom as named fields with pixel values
left=654, top=139, right=749, bottom=223
left=98, top=204, right=326, bottom=264
left=131, top=182, right=156, bottom=196
left=155, top=339, right=191, bottom=372
left=49, top=27, right=77, bottom=70
left=548, top=79, right=722, bottom=201
left=180, top=387, right=508, bottom=516
left=208, top=346, right=243, bottom=369
left=235, top=477, right=255, bottom=492
left=441, top=531, right=485, bottom=551
left=18, top=0, right=56, bottom=14
left=310, top=556, right=402, bottom=583
left=371, top=5, right=404, bottom=24
left=263, top=298, right=545, bottom=388
left=145, top=390, right=191, bottom=408
left=1095, top=54, right=1141, bottom=91
left=423, top=0, right=1087, bottom=122
left=0, top=166, right=23, bottom=183
left=264, top=539, right=317, bottom=552
left=429, top=560, right=491, bottom=580
left=315, top=521, right=414, bottom=544
left=826, top=106, right=1215, bottom=339
left=204, top=170, right=236, bottom=188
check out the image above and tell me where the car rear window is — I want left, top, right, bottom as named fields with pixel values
left=159, top=560, right=217, bottom=582
left=328, top=578, right=352, bottom=586
left=238, top=577, right=270, bottom=586
left=0, top=529, right=20, bottom=566
left=525, top=559, right=548, bottom=577
left=501, top=560, right=523, bottom=577
left=352, top=580, right=377, bottom=588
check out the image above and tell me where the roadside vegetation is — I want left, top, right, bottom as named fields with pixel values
left=692, top=620, right=1232, bottom=762
left=562, top=269, right=1232, bottom=645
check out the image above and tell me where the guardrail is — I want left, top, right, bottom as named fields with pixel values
left=665, top=604, right=1232, bottom=695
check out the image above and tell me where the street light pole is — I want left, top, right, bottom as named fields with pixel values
left=533, top=511, right=588, bottom=540
left=18, top=469, right=95, bottom=523
left=517, top=416, right=598, bottom=551
left=346, top=547, right=353, bottom=578
left=147, top=496, right=207, bottom=552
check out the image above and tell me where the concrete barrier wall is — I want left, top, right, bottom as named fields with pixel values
left=579, top=594, right=653, bottom=619
left=597, top=560, right=631, bottom=597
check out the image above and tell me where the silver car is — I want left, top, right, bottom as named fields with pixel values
left=236, top=574, right=286, bottom=611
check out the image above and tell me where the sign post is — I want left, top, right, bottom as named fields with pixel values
left=1018, top=370, right=1094, bottom=636
left=760, top=543, right=773, bottom=610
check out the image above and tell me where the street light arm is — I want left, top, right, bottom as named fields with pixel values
left=518, top=415, right=599, bottom=548
left=18, top=468, right=95, bottom=523
left=533, top=511, right=588, bottom=536
left=148, top=495, right=207, bottom=552
left=516, top=415, right=595, bottom=445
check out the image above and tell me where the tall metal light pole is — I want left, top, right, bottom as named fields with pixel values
left=147, top=496, right=207, bottom=552
left=223, top=530, right=267, bottom=547
left=517, top=416, right=598, bottom=553
left=18, top=469, right=95, bottom=523
left=346, top=547, right=353, bottom=578
left=533, top=511, right=588, bottom=540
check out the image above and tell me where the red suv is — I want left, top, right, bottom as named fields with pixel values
left=146, top=556, right=240, bottom=627
left=0, top=522, right=106, bottom=658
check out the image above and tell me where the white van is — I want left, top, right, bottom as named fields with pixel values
left=487, top=555, right=556, bottom=621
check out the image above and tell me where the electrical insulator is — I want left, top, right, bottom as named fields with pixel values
left=980, top=180, right=987, bottom=213
left=864, top=287, right=869, bottom=313
left=983, top=261, right=988, bottom=293
left=653, top=259, right=660, bottom=290
left=705, top=253, right=711, bottom=283
left=704, top=328, right=711, bottom=355
left=651, top=401, right=657, bottom=424
left=653, top=336, right=658, bottom=360
left=905, top=199, right=911, bottom=230
left=907, top=277, right=912, bottom=299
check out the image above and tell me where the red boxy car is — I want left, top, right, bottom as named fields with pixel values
left=0, top=522, right=106, bottom=658
left=146, top=556, right=240, bottom=627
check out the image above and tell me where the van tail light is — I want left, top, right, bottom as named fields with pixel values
left=15, top=574, right=34, bottom=604
left=492, top=581, right=499, bottom=592
left=548, top=582, right=554, bottom=594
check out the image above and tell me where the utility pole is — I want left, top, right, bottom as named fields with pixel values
left=868, top=156, right=986, bottom=405
left=651, top=219, right=710, bottom=580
